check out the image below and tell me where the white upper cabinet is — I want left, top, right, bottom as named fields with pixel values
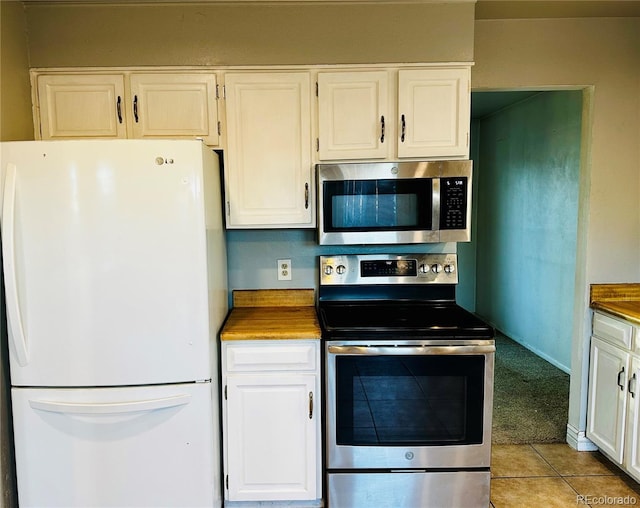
left=223, top=72, right=313, bottom=228
left=316, top=66, right=471, bottom=161
left=129, top=73, right=219, bottom=145
left=36, top=72, right=220, bottom=145
left=317, top=71, right=390, bottom=160
left=37, top=74, right=127, bottom=139
left=397, top=67, right=470, bottom=158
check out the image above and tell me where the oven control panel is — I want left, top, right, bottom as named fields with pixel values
left=320, top=254, right=458, bottom=285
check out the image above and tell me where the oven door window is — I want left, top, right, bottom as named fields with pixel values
left=323, top=179, right=432, bottom=232
left=335, top=354, right=484, bottom=446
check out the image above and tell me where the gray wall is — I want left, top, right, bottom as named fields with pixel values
left=24, top=2, right=474, bottom=67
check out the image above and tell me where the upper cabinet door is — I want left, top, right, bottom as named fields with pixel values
left=37, top=74, right=127, bottom=139
left=129, top=73, right=219, bottom=145
left=397, top=68, right=470, bottom=159
left=224, top=72, right=313, bottom=228
left=317, top=71, right=390, bottom=160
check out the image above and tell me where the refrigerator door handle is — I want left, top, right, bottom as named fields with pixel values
left=29, top=393, right=192, bottom=415
left=2, top=163, right=29, bottom=366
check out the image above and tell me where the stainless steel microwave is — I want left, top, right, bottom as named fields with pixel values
left=317, top=160, right=472, bottom=245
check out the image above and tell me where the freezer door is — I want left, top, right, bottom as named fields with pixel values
left=1, top=140, right=218, bottom=386
left=12, top=383, right=219, bottom=507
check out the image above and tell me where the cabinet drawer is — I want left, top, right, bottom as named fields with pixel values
left=224, top=341, right=318, bottom=372
left=593, top=311, right=633, bottom=349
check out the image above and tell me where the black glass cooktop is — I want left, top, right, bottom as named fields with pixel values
left=318, top=301, right=494, bottom=339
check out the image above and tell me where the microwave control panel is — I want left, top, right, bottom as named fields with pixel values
left=440, top=177, right=468, bottom=230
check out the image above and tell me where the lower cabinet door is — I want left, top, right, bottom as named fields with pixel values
left=225, top=373, right=317, bottom=501
left=587, top=337, right=629, bottom=463
left=625, top=355, right=640, bottom=482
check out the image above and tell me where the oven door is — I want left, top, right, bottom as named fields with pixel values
left=325, top=340, right=494, bottom=470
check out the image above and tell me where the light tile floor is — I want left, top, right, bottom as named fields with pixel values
left=491, top=444, right=640, bottom=507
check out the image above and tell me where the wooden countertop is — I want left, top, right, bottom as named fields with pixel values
left=220, top=289, right=321, bottom=341
left=590, top=283, right=640, bottom=325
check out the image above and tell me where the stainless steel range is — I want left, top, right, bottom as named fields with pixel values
left=318, top=254, right=495, bottom=508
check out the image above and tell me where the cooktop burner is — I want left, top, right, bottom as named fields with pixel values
left=317, top=254, right=494, bottom=340
left=318, top=301, right=493, bottom=338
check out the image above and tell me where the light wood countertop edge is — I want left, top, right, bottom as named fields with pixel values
left=591, top=301, right=640, bottom=326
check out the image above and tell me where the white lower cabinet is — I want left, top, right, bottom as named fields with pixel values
left=222, top=340, right=321, bottom=504
left=587, top=311, right=640, bottom=481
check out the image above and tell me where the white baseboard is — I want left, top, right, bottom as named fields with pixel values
left=566, top=424, right=598, bottom=451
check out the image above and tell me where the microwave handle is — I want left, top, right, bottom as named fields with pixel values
left=327, top=344, right=495, bottom=355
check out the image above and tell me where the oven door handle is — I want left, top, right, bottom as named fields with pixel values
left=327, top=344, right=495, bottom=355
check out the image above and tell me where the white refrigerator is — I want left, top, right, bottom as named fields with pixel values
left=0, top=139, right=227, bottom=507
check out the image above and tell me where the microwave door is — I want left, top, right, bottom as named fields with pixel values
left=319, top=177, right=438, bottom=245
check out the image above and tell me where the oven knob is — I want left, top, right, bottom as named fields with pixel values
left=336, top=265, right=346, bottom=275
left=444, top=264, right=456, bottom=274
left=419, top=264, right=429, bottom=274
left=431, top=263, right=443, bottom=273
left=324, top=265, right=333, bottom=276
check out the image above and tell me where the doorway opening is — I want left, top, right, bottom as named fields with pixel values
left=461, top=89, right=583, bottom=443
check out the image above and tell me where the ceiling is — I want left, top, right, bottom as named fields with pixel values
left=471, top=91, right=540, bottom=119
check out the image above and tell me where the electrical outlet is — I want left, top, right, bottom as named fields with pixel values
left=277, top=259, right=292, bottom=281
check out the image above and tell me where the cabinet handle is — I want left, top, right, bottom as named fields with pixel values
left=401, top=114, right=406, bottom=143
left=116, top=96, right=123, bottom=124
left=308, top=392, right=313, bottom=419
left=133, top=95, right=139, bottom=123
left=380, top=115, right=385, bottom=143
left=304, top=183, right=309, bottom=210
left=618, top=367, right=626, bottom=391
left=630, top=373, right=637, bottom=398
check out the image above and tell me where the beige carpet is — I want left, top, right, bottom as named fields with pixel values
left=492, top=333, right=570, bottom=444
